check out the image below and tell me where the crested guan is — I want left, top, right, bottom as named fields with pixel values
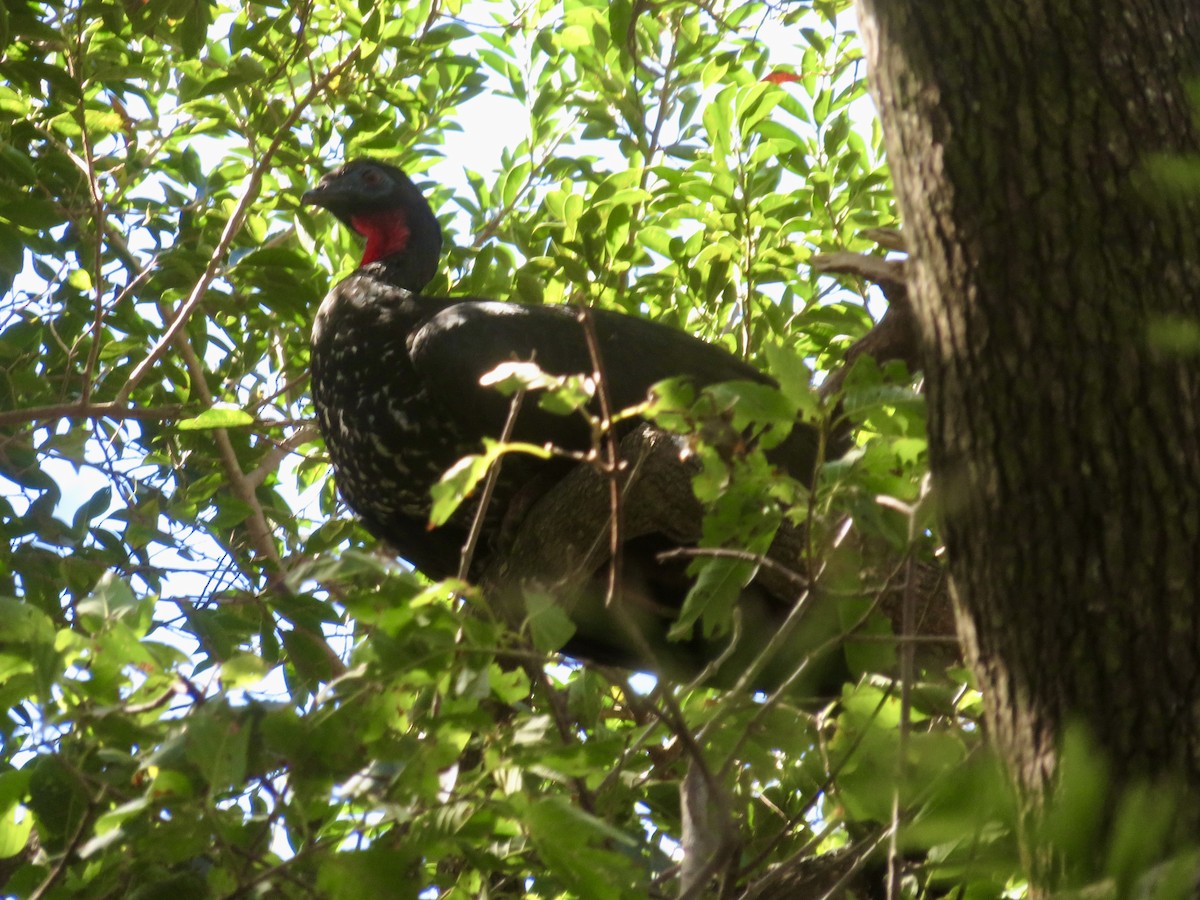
left=304, top=158, right=841, bottom=685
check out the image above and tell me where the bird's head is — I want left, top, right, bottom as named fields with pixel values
left=304, top=158, right=442, bottom=289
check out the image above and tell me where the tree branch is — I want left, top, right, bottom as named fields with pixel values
left=0, top=401, right=183, bottom=429
left=811, top=249, right=918, bottom=400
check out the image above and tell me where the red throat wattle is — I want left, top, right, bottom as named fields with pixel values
left=350, top=210, right=411, bottom=266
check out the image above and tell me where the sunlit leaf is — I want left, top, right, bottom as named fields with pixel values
left=176, top=405, right=255, bottom=431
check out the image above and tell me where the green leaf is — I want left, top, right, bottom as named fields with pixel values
left=764, top=343, right=820, bottom=422
left=80, top=797, right=151, bottom=858
left=221, top=652, right=269, bottom=689
left=428, top=452, right=492, bottom=527
left=280, top=628, right=338, bottom=684
left=703, top=87, right=734, bottom=161
left=489, top=665, right=531, bottom=704
left=524, top=591, right=577, bottom=652
left=70, top=486, right=112, bottom=536
left=525, top=798, right=640, bottom=900
left=184, top=707, right=251, bottom=793
left=0, top=805, right=31, bottom=858
left=76, top=572, right=141, bottom=625
left=669, top=554, right=755, bottom=640
left=0, top=598, right=55, bottom=645
left=429, top=438, right=552, bottom=527
left=28, top=756, right=87, bottom=851
left=176, top=404, right=254, bottom=431
left=318, top=846, right=420, bottom=900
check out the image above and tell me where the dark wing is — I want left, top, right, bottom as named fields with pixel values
left=409, top=300, right=821, bottom=479
left=408, top=300, right=781, bottom=450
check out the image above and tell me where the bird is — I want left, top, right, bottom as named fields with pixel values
left=303, top=158, right=839, bottom=684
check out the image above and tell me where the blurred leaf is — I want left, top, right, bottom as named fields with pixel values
left=525, top=797, right=641, bottom=899
left=176, top=405, right=254, bottom=431
left=669, top=555, right=754, bottom=640
left=524, top=591, right=577, bottom=652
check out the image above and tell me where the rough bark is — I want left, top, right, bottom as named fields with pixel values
left=859, top=0, right=1200, bottom=822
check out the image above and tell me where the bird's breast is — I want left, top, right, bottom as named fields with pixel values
left=310, top=279, right=477, bottom=527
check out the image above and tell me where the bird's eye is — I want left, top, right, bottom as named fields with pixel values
left=361, top=168, right=382, bottom=186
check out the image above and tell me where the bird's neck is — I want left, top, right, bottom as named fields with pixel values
left=351, top=209, right=442, bottom=294
left=351, top=210, right=411, bottom=266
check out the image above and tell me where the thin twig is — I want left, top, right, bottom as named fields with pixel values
left=574, top=304, right=624, bottom=608
left=657, top=545, right=808, bottom=587
left=70, top=42, right=107, bottom=409
left=457, top=388, right=525, bottom=582
left=248, top=369, right=311, bottom=413
left=738, top=687, right=896, bottom=885
left=469, top=127, right=574, bottom=250
left=817, top=826, right=895, bottom=900
left=521, top=661, right=598, bottom=815
left=847, top=633, right=959, bottom=645
left=714, top=520, right=914, bottom=774
left=171, top=336, right=280, bottom=572
left=123, top=675, right=201, bottom=715
left=613, top=32, right=678, bottom=301
left=650, top=686, right=737, bottom=899
left=887, top=481, right=927, bottom=900
left=69, top=260, right=158, bottom=393
left=28, top=795, right=96, bottom=900
left=680, top=609, right=745, bottom=693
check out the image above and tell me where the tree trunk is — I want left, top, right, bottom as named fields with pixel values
left=858, top=0, right=1200, bottom=843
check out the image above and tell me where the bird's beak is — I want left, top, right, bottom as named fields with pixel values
left=303, top=174, right=359, bottom=213
left=302, top=184, right=328, bottom=208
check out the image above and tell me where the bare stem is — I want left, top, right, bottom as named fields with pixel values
left=457, top=388, right=526, bottom=582
left=574, top=304, right=624, bottom=608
